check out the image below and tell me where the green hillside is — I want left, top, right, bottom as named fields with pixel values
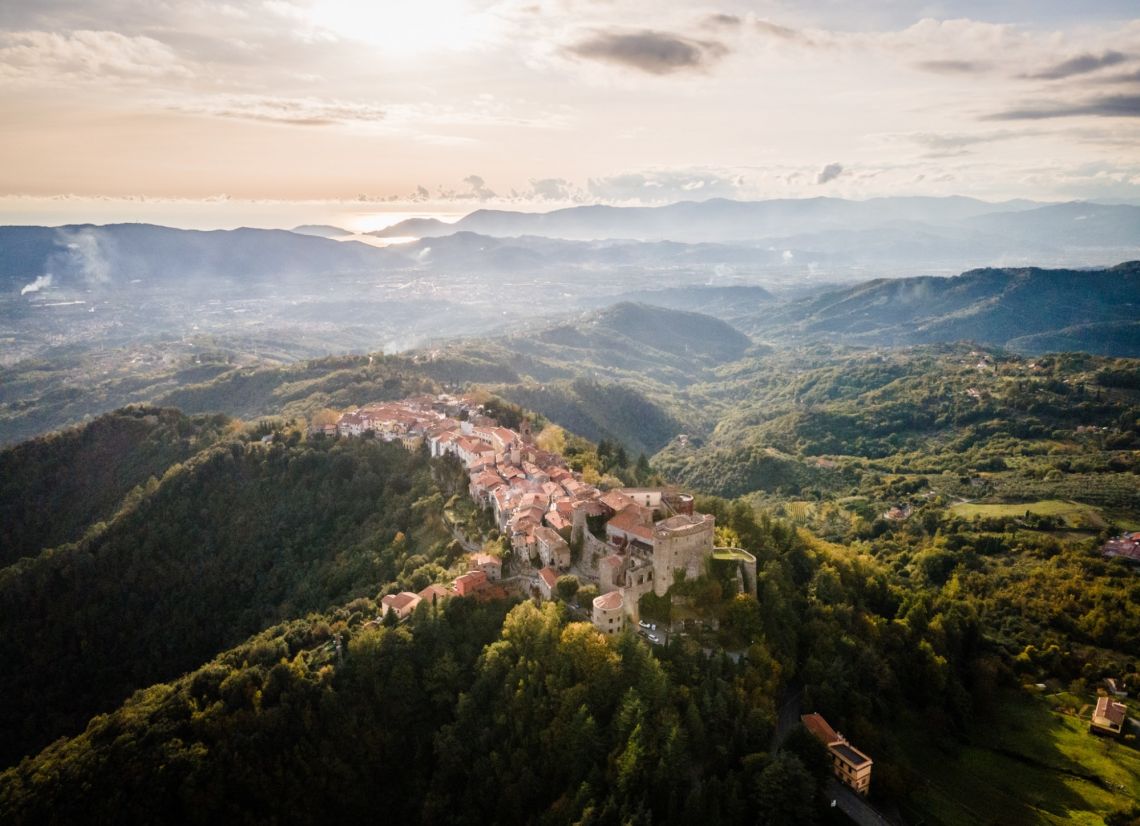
left=0, top=406, right=229, bottom=564
left=0, top=430, right=455, bottom=766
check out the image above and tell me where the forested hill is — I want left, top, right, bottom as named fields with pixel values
left=0, top=407, right=230, bottom=565
left=0, top=427, right=458, bottom=767
left=410, top=302, right=754, bottom=454
left=743, top=261, right=1140, bottom=353
left=0, top=352, right=439, bottom=447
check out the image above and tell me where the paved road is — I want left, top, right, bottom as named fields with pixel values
left=826, top=779, right=895, bottom=826
left=770, top=685, right=802, bottom=754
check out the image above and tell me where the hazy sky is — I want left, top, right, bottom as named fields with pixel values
left=2, top=0, right=1139, bottom=228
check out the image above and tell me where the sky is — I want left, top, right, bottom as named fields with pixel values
left=1, top=0, right=1139, bottom=230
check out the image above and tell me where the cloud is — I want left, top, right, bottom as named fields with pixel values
left=816, top=163, right=844, bottom=184
left=987, top=94, right=1140, bottom=120
left=914, top=59, right=991, bottom=74
left=585, top=168, right=749, bottom=202
left=1099, top=67, right=1140, bottom=84
left=1029, top=50, right=1128, bottom=79
left=702, top=13, right=741, bottom=29
left=0, top=29, right=191, bottom=84
left=168, top=94, right=386, bottom=126
left=884, top=129, right=1038, bottom=157
left=754, top=20, right=810, bottom=43
left=528, top=178, right=573, bottom=200
left=462, top=175, right=497, bottom=200
left=565, top=29, right=728, bottom=75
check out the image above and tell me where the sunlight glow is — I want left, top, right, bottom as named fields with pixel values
left=308, top=0, right=496, bottom=57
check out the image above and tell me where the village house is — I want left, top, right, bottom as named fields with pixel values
left=1102, top=532, right=1140, bottom=563
left=469, top=552, right=502, bottom=582
left=418, top=583, right=453, bottom=605
left=1090, top=696, right=1128, bottom=738
left=592, top=590, right=625, bottom=635
left=533, top=525, right=571, bottom=570
left=605, top=506, right=655, bottom=550
left=801, top=713, right=873, bottom=795
left=381, top=591, right=422, bottom=622
left=537, top=566, right=558, bottom=601
left=544, top=510, right=572, bottom=536
left=454, top=570, right=489, bottom=597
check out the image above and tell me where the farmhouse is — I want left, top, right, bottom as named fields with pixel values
left=801, top=713, right=874, bottom=795
left=1090, top=696, right=1128, bottom=738
left=380, top=591, right=422, bottom=622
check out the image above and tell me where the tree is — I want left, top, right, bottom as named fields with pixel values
left=752, top=752, right=819, bottom=825
left=556, top=575, right=580, bottom=601
left=536, top=424, right=567, bottom=455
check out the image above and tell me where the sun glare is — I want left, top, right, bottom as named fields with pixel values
left=308, top=0, right=494, bottom=57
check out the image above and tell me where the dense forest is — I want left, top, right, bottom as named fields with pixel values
left=0, top=423, right=459, bottom=766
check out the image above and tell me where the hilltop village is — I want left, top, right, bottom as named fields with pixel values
left=318, top=394, right=884, bottom=799
left=318, top=395, right=748, bottom=638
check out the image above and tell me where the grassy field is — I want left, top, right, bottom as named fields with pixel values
left=950, top=499, right=1108, bottom=530
left=901, top=692, right=1140, bottom=825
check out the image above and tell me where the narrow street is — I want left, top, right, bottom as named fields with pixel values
left=770, top=684, right=802, bottom=753
left=826, top=780, right=896, bottom=826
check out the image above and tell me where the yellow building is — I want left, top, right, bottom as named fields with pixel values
left=801, top=713, right=873, bottom=795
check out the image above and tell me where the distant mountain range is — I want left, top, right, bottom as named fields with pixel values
left=370, top=196, right=1044, bottom=242
left=369, top=195, right=1136, bottom=248
left=743, top=261, right=1140, bottom=355
left=290, top=224, right=351, bottom=238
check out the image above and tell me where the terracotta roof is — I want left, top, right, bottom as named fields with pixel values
left=600, top=554, right=624, bottom=569
left=1095, top=696, right=1127, bottom=727
left=601, top=490, right=636, bottom=512
left=593, top=591, right=624, bottom=611
left=470, top=553, right=501, bottom=568
left=418, top=583, right=453, bottom=601
left=538, top=567, right=558, bottom=588
left=801, top=713, right=840, bottom=745
left=532, top=525, right=567, bottom=546
left=455, top=570, right=488, bottom=589
left=607, top=507, right=655, bottom=542
left=382, top=592, right=421, bottom=611
left=472, top=470, right=505, bottom=488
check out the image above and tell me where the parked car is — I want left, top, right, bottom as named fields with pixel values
left=638, top=620, right=656, bottom=630
left=647, top=632, right=663, bottom=644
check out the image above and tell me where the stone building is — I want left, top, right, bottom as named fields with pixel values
left=652, top=513, right=715, bottom=596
